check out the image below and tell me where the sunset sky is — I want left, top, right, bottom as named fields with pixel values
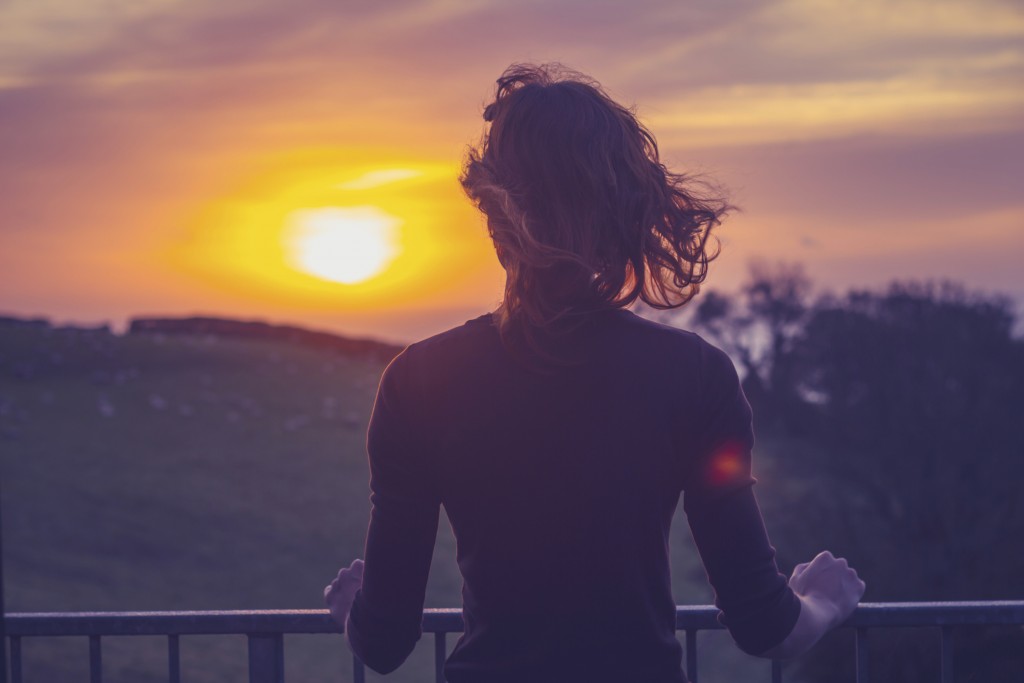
left=3, top=0, right=1022, bottom=343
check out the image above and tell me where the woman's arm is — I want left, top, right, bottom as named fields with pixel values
left=686, top=480, right=866, bottom=659
left=324, top=349, right=441, bottom=675
left=684, top=482, right=803, bottom=656
left=683, top=341, right=865, bottom=659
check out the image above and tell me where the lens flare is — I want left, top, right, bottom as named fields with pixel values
left=703, top=439, right=747, bottom=488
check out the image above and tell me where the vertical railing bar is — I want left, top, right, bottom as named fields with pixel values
left=352, top=657, right=365, bottom=683
left=434, top=631, right=446, bottom=683
left=277, top=634, right=285, bottom=683
left=855, top=627, right=869, bottom=683
left=1, top=484, right=7, bottom=683
left=167, top=634, right=180, bottom=683
left=685, top=630, right=697, bottom=683
left=771, top=658, right=782, bottom=683
left=9, top=636, right=22, bottom=683
left=246, top=633, right=283, bottom=683
left=940, top=626, right=954, bottom=683
left=89, top=635, right=102, bottom=683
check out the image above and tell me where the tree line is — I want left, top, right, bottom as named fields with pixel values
left=651, top=263, right=1024, bottom=682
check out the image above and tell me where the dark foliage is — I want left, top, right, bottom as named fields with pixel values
left=684, top=266, right=1024, bottom=682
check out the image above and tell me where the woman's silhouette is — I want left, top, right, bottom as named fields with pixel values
left=325, top=63, right=864, bottom=683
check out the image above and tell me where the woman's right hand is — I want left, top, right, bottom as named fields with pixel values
left=759, top=550, right=866, bottom=659
left=789, top=550, right=866, bottom=629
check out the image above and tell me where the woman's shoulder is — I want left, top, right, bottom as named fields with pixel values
left=387, top=311, right=499, bottom=368
left=610, top=311, right=744, bottom=390
left=412, top=311, right=497, bottom=349
left=612, top=308, right=723, bottom=356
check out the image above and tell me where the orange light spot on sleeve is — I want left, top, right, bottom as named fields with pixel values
left=705, top=439, right=747, bottom=488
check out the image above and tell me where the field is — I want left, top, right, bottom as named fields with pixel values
left=1, top=321, right=785, bottom=682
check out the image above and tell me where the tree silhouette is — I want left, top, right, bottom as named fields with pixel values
left=689, top=261, right=812, bottom=429
left=676, top=268, right=1024, bottom=681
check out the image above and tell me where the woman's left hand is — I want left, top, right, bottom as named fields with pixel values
left=324, top=558, right=364, bottom=628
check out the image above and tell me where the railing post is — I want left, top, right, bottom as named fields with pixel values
left=771, top=658, right=782, bottom=683
left=89, top=635, right=102, bottom=683
left=940, top=626, right=954, bottom=683
left=167, top=634, right=180, bottom=683
left=685, top=630, right=697, bottom=683
left=855, top=627, right=869, bottom=683
left=434, top=632, right=446, bottom=683
left=247, top=633, right=284, bottom=683
left=8, top=637, right=19, bottom=683
left=0, top=483, right=7, bottom=683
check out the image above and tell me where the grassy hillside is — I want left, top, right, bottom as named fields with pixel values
left=1, top=321, right=779, bottom=682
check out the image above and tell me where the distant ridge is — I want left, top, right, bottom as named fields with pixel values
left=0, top=313, right=404, bottom=361
left=0, top=315, right=109, bottom=333
left=128, top=316, right=404, bottom=361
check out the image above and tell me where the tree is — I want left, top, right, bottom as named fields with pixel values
left=787, top=282, right=1023, bottom=595
left=687, top=261, right=812, bottom=429
left=779, top=282, right=1024, bottom=681
left=665, top=269, right=1024, bottom=680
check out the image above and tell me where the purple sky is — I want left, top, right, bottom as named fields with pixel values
left=2, top=0, right=1022, bottom=343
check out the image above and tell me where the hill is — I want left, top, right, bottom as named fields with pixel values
left=127, top=316, right=403, bottom=362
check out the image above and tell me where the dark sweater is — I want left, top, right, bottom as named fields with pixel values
left=346, top=308, right=800, bottom=682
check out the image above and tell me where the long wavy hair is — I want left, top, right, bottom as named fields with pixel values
left=460, top=63, right=730, bottom=368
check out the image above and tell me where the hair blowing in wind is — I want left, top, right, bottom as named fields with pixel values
left=460, top=63, right=731, bottom=363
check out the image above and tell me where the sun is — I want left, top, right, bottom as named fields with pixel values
left=282, top=206, right=403, bottom=284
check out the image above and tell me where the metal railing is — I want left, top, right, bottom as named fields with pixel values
left=5, top=601, right=1024, bottom=683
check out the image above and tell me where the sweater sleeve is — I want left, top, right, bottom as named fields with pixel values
left=681, top=341, right=801, bottom=656
left=346, top=348, right=441, bottom=674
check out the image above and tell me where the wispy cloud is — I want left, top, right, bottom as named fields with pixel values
left=646, top=72, right=1024, bottom=147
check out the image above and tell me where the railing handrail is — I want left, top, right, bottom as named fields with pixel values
left=6, top=601, right=1024, bottom=637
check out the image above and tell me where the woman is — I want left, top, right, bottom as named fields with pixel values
left=324, top=63, right=865, bottom=683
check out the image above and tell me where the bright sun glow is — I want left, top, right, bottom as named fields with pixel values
left=282, top=206, right=403, bottom=284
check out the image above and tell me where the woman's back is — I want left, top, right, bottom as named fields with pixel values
left=349, top=308, right=798, bottom=683
left=327, top=62, right=864, bottom=683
